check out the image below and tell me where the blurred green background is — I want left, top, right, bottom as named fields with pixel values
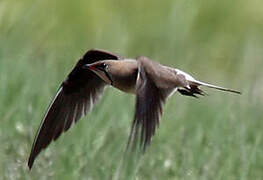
left=0, top=0, right=262, bottom=179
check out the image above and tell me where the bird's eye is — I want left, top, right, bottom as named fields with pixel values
left=95, top=63, right=108, bottom=71
left=101, top=63, right=107, bottom=69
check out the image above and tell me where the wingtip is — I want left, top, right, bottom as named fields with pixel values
left=28, top=157, right=34, bottom=170
left=227, top=89, right=242, bottom=95
left=28, top=151, right=36, bottom=170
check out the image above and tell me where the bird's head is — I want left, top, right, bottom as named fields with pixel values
left=83, top=61, right=113, bottom=85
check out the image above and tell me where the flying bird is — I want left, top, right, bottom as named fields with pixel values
left=28, top=49, right=241, bottom=169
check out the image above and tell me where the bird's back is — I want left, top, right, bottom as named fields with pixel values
left=136, top=56, right=179, bottom=89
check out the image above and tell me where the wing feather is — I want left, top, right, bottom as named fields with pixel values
left=128, top=58, right=169, bottom=150
left=28, top=49, right=121, bottom=169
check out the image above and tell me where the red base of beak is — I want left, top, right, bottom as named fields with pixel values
left=89, top=65, right=95, bottom=70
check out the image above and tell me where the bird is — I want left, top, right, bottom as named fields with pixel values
left=28, top=49, right=241, bottom=169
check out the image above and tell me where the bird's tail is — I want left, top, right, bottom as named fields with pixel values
left=189, top=80, right=241, bottom=94
left=178, top=79, right=241, bottom=98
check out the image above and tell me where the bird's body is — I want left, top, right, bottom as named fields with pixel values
left=90, top=58, right=178, bottom=94
left=98, top=59, right=139, bottom=93
left=28, top=49, right=240, bottom=169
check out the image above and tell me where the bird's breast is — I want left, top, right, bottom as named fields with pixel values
left=112, top=71, right=138, bottom=94
left=110, top=60, right=138, bottom=94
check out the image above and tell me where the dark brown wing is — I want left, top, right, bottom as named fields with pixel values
left=127, top=57, right=171, bottom=150
left=28, top=49, right=121, bottom=169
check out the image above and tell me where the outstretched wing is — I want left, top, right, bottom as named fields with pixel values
left=28, top=49, right=121, bottom=169
left=127, top=56, right=172, bottom=150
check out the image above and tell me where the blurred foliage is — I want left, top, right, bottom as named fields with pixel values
left=0, top=0, right=263, bottom=179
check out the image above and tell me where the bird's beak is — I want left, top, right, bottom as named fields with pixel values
left=83, top=64, right=113, bottom=85
left=83, top=64, right=95, bottom=70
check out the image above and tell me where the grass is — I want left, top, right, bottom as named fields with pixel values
left=0, top=0, right=263, bottom=179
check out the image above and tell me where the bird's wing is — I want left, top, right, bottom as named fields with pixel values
left=28, top=49, right=121, bottom=169
left=127, top=56, right=171, bottom=150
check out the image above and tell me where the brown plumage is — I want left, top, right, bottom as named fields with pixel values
left=28, top=49, right=241, bottom=169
